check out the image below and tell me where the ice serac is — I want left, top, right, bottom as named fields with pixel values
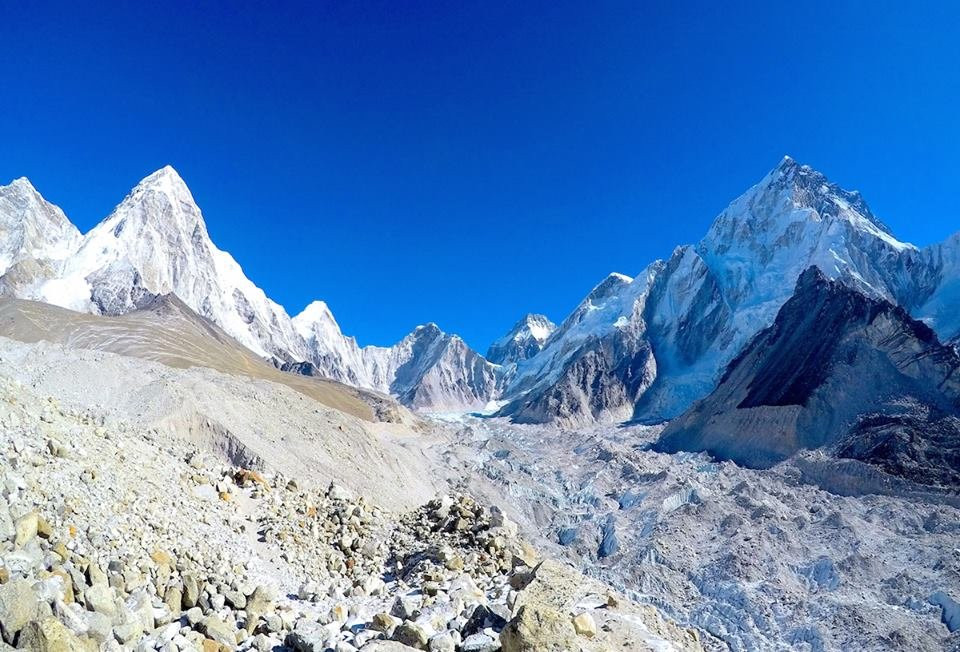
left=486, top=313, right=556, bottom=365
left=31, top=166, right=304, bottom=360
left=364, top=323, right=503, bottom=411
left=657, top=267, right=960, bottom=483
left=500, top=156, right=943, bottom=426
left=0, top=177, right=82, bottom=295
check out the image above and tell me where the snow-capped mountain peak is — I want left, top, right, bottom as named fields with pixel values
left=293, top=300, right=341, bottom=337
left=0, top=176, right=81, bottom=280
left=486, top=313, right=556, bottom=365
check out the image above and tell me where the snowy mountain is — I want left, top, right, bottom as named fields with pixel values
left=499, top=157, right=960, bottom=426
left=0, top=178, right=81, bottom=295
left=2, top=158, right=957, bottom=421
left=364, top=323, right=503, bottom=411
left=0, top=169, right=495, bottom=411
left=498, top=272, right=658, bottom=425
left=485, top=313, right=556, bottom=365
left=656, top=267, right=960, bottom=484
left=27, top=167, right=305, bottom=361
left=291, top=300, right=372, bottom=388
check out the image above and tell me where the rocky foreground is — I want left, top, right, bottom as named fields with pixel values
left=0, top=375, right=700, bottom=651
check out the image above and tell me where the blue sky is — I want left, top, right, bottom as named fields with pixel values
left=1, top=2, right=958, bottom=350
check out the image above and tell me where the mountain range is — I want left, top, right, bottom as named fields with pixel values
left=2, top=156, right=959, bottom=430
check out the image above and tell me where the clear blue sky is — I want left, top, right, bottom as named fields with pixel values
left=2, top=2, right=958, bottom=350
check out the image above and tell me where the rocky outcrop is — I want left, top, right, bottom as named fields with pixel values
left=0, top=177, right=81, bottom=298
left=656, top=267, right=960, bottom=476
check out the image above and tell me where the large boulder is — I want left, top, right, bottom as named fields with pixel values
left=0, top=579, right=41, bottom=643
left=501, top=560, right=702, bottom=652
left=18, top=617, right=96, bottom=652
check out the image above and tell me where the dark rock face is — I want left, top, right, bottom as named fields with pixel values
left=657, top=267, right=960, bottom=482
left=500, top=329, right=656, bottom=426
left=837, top=412, right=960, bottom=486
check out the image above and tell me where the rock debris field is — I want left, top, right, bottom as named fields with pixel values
left=0, top=366, right=699, bottom=651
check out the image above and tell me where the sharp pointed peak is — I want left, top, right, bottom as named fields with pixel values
left=2, top=176, right=42, bottom=197
left=129, top=165, right=193, bottom=201
left=294, top=300, right=335, bottom=322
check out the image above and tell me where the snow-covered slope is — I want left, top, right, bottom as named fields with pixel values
left=485, top=313, right=556, bottom=365
left=500, top=157, right=960, bottom=426
left=0, top=178, right=81, bottom=295
left=657, top=267, right=960, bottom=483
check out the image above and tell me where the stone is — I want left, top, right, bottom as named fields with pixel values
left=14, top=511, right=39, bottom=546
left=199, top=616, right=237, bottom=648
left=81, top=611, right=112, bottom=644
left=202, top=639, right=232, bottom=652
left=244, top=585, right=275, bottom=633
left=85, top=564, right=107, bottom=587
left=0, top=503, right=13, bottom=543
left=499, top=605, right=577, bottom=652
left=163, top=586, right=182, bottom=614
left=182, top=573, right=201, bottom=609
left=571, top=612, right=596, bottom=638
left=185, top=607, right=203, bottom=626
left=461, top=633, right=499, bottom=652
left=83, top=584, right=117, bottom=618
left=223, top=588, right=246, bottom=609
left=392, top=620, right=429, bottom=649
left=370, top=612, right=400, bottom=633
left=286, top=620, right=333, bottom=652
left=0, top=579, right=40, bottom=641
left=113, top=621, right=144, bottom=644
left=428, top=631, right=456, bottom=652
left=361, top=642, right=426, bottom=651
left=17, top=617, right=92, bottom=652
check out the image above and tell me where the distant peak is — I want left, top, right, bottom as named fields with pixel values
left=131, top=165, right=194, bottom=202
left=294, top=300, right=336, bottom=324
left=711, top=157, right=901, bottom=242
left=587, top=272, right=633, bottom=303
left=9, top=176, right=36, bottom=189
left=414, top=322, right=442, bottom=334
left=2, top=176, right=41, bottom=197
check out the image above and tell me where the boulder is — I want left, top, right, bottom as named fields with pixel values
left=17, top=617, right=95, bottom=652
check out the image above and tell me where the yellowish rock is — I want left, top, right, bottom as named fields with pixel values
left=572, top=612, right=597, bottom=638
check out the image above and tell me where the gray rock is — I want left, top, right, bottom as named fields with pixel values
left=286, top=620, right=334, bottom=652
left=18, top=617, right=90, bottom=652
left=392, top=620, right=429, bottom=649
left=198, top=615, right=237, bottom=648
left=83, top=584, right=117, bottom=618
left=462, top=633, right=499, bottom=652
left=0, top=579, right=40, bottom=641
left=428, top=631, right=456, bottom=652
